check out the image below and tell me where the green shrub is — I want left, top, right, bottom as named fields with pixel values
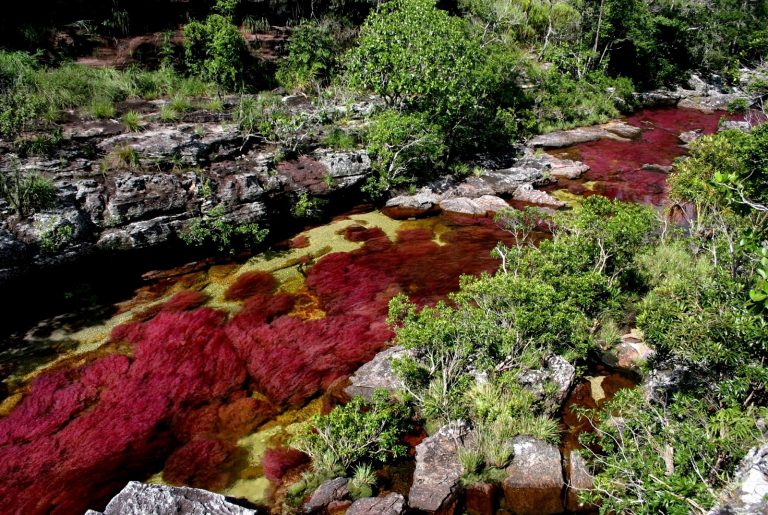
left=184, top=13, right=247, bottom=91
left=290, top=391, right=411, bottom=476
left=14, top=130, right=62, bottom=157
left=276, top=19, right=348, bottom=91
left=322, top=128, right=358, bottom=150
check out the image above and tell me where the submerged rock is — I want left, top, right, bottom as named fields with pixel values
left=503, top=436, right=564, bottom=515
left=84, top=481, right=259, bottom=515
left=346, top=492, right=406, bottom=515
left=601, top=328, right=655, bottom=372
left=408, top=422, right=467, bottom=513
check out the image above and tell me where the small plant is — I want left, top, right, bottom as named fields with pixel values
left=291, top=192, right=326, bottom=218
left=14, top=130, right=62, bottom=157
left=102, top=144, right=140, bottom=170
left=159, top=104, right=179, bottom=121
left=349, top=463, right=377, bottom=500
left=322, top=128, right=357, bottom=150
left=180, top=203, right=268, bottom=253
left=322, top=173, right=336, bottom=189
left=0, top=168, right=56, bottom=218
left=242, top=15, right=270, bottom=34
left=38, top=223, right=74, bottom=254
left=89, top=98, right=116, bottom=119
left=728, top=97, right=749, bottom=113
left=169, top=95, right=193, bottom=113
left=121, top=111, right=141, bottom=131
left=205, top=98, right=224, bottom=112
left=458, top=446, right=484, bottom=474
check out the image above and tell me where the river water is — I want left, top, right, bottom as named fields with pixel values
left=0, top=107, right=740, bottom=514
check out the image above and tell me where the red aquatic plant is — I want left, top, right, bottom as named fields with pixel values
left=163, top=438, right=241, bottom=490
left=262, top=446, right=310, bottom=482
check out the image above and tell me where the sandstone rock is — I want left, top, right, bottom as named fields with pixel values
left=98, top=124, right=242, bottom=166
left=439, top=196, right=508, bottom=216
left=85, top=481, right=259, bottom=515
left=316, top=150, right=372, bottom=189
left=384, top=189, right=441, bottom=218
left=480, top=167, right=551, bottom=195
left=304, top=478, right=350, bottom=514
left=677, top=93, right=745, bottom=112
left=512, top=184, right=565, bottom=208
left=96, top=214, right=188, bottom=250
left=503, top=436, right=564, bottom=515
left=633, top=91, right=682, bottom=108
left=529, top=121, right=641, bottom=148
left=63, top=120, right=125, bottom=140
left=464, top=482, right=499, bottom=515
left=345, top=346, right=408, bottom=401
left=346, top=493, right=406, bottom=515
left=13, top=208, right=91, bottom=248
left=106, top=172, right=193, bottom=224
left=679, top=129, right=704, bottom=144
left=642, top=366, right=688, bottom=403
left=566, top=450, right=594, bottom=512
left=709, top=444, right=768, bottom=514
left=409, top=422, right=467, bottom=513
left=719, top=120, right=752, bottom=132
left=517, top=355, right=576, bottom=415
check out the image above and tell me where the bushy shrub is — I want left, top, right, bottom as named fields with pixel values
left=184, top=13, right=247, bottom=91
left=180, top=204, right=268, bottom=253
left=0, top=168, right=56, bottom=218
left=276, top=18, right=350, bottom=91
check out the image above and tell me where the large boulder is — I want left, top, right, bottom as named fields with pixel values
left=346, top=493, right=406, bottom=515
left=679, top=129, right=704, bottom=144
left=439, top=195, right=509, bottom=217
left=105, top=172, right=194, bottom=224
left=304, top=478, right=350, bottom=514
left=464, top=482, right=500, bottom=515
left=601, top=329, right=655, bottom=372
left=345, top=346, right=408, bottom=401
left=384, top=189, right=441, bottom=218
left=719, top=120, right=752, bottom=133
left=512, top=184, right=565, bottom=208
left=316, top=149, right=372, bottom=189
left=633, top=91, right=682, bottom=108
left=709, top=443, right=768, bottom=514
left=503, top=436, right=564, bottom=515
left=84, top=481, right=259, bottom=515
left=409, top=422, right=467, bottom=513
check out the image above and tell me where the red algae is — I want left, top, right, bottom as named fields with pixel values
left=0, top=213, right=515, bottom=513
left=224, top=271, right=278, bottom=301
left=544, top=108, right=743, bottom=205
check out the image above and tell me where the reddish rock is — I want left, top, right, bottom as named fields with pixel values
left=464, top=482, right=499, bottom=515
left=502, top=437, right=564, bottom=515
left=565, top=450, right=595, bottom=512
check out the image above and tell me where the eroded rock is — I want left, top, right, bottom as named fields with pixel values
left=517, top=355, right=576, bottom=415
left=409, top=422, right=467, bottom=513
left=529, top=121, right=642, bottom=148
left=709, top=443, right=768, bottom=514
left=566, top=450, right=594, bottom=512
left=346, top=492, right=406, bottom=515
left=85, top=481, right=259, bottom=515
left=679, top=129, right=704, bottom=144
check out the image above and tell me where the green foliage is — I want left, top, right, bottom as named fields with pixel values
left=291, top=192, right=327, bottom=219
left=0, top=168, right=56, bottom=218
left=184, top=13, right=247, bottom=91
left=180, top=203, right=268, bottom=253
left=581, top=388, right=767, bottom=514
left=363, top=110, right=446, bottom=197
left=13, top=130, right=62, bottom=157
left=290, top=391, right=411, bottom=476
left=322, top=128, right=358, bottom=150
left=349, top=463, right=377, bottom=499
left=236, top=93, right=320, bottom=152
left=89, top=98, right=116, bottom=119
left=276, top=19, right=349, bottom=91
left=39, top=223, right=74, bottom=254
left=102, top=144, right=140, bottom=171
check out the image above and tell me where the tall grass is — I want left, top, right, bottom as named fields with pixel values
left=0, top=51, right=217, bottom=137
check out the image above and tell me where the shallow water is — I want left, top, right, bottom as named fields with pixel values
left=0, top=107, right=748, bottom=514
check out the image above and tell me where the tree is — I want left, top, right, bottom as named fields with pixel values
left=184, top=13, right=246, bottom=91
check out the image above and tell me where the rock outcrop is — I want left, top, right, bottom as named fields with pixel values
left=502, top=436, right=564, bottom=515
left=408, top=422, right=467, bottom=513
left=600, top=328, right=655, bottom=372
left=84, top=481, right=259, bottom=515
left=346, top=493, right=406, bottom=515
left=566, top=451, right=595, bottom=512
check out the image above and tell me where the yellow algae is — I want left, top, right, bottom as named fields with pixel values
left=219, top=398, right=323, bottom=504
left=145, top=471, right=168, bottom=485
left=551, top=189, right=584, bottom=209
left=581, top=181, right=599, bottom=191
left=0, top=392, right=23, bottom=416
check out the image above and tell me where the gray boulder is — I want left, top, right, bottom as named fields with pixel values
left=503, top=436, right=564, bottom=515
left=106, top=172, right=194, bottom=224
left=316, top=149, right=372, bottom=189
left=679, top=129, right=704, bottom=144
left=345, top=346, right=408, bottom=401
left=439, top=195, right=508, bottom=216
left=719, top=120, right=752, bottom=133
left=408, top=422, right=467, bottom=513
left=709, top=443, right=768, bottom=514
left=529, top=121, right=642, bottom=148
left=84, top=481, right=258, bottom=515
left=512, top=183, right=565, bottom=208
left=346, top=493, right=406, bottom=515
